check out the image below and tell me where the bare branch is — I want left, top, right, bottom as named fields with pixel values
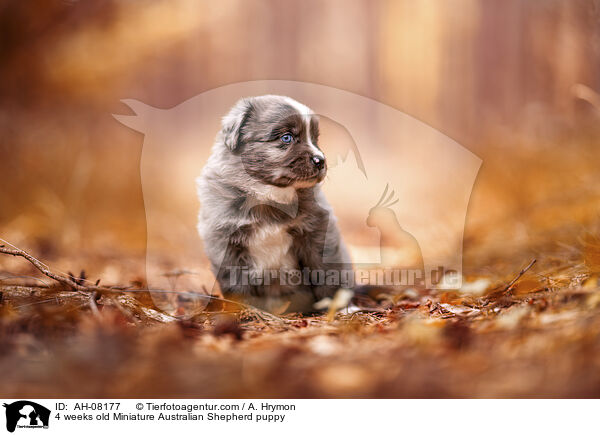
left=501, top=258, right=537, bottom=295
left=0, top=242, right=89, bottom=292
left=0, top=239, right=289, bottom=326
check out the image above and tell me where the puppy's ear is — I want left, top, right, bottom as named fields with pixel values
left=221, top=98, right=253, bottom=152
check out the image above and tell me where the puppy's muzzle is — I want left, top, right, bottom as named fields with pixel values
left=311, top=155, right=325, bottom=170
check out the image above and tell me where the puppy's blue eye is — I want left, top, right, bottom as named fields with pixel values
left=280, top=134, right=293, bottom=144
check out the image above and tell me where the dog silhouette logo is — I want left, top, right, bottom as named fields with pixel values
left=114, top=80, right=481, bottom=315
left=3, top=401, right=50, bottom=433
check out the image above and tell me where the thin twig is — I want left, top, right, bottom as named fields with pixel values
left=0, top=239, right=290, bottom=326
left=0, top=243, right=89, bottom=292
left=0, top=275, right=50, bottom=287
left=501, top=258, right=537, bottom=295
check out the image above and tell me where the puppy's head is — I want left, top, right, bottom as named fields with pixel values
left=220, top=95, right=326, bottom=188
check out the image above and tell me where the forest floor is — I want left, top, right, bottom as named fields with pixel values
left=2, top=225, right=600, bottom=398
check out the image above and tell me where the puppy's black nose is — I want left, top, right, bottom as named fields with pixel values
left=311, top=155, right=325, bottom=169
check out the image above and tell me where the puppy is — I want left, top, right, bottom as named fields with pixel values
left=197, top=95, right=352, bottom=312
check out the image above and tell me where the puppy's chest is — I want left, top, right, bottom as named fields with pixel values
left=247, top=223, right=296, bottom=270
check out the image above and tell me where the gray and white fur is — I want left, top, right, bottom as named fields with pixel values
left=197, top=95, right=352, bottom=312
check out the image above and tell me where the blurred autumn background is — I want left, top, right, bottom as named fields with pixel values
left=2, top=0, right=600, bottom=398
